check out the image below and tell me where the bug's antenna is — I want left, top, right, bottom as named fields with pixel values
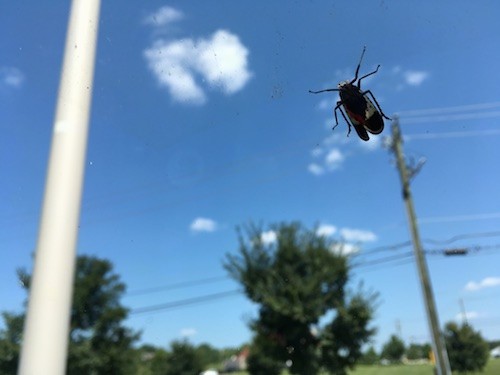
left=309, top=88, right=340, bottom=94
left=351, top=46, right=367, bottom=83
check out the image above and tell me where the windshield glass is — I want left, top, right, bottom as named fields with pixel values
left=2, top=1, right=500, bottom=374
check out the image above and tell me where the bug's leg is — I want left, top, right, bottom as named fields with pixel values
left=336, top=104, right=353, bottom=137
left=357, top=65, right=380, bottom=89
left=350, top=46, right=367, bottom=84
left=309, top=88, right=340, bottom=94
left=362, top=90, right=392, bottom=120
left=333, top=101, right=342, bottom=130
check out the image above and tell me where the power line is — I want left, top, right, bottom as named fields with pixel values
left=4, top=99, right=500, bottom=228
left=130, top=289, right=242, bottom=315
left=122, top=233, right=500, bottom=300
left=126, top=244, right=500, bottom=315
left=418, top=212, right=500, bottom=224
left=395, top=101, right=500, bottom=117
left=354, top=257, right=415, bottom=273
left=426, top=244, right=500, bottom=256
left=405, top=129, right=500, bottom=141
left=422, top=231, right=500, bottom=245
left=352, top=240, right=412, bottom=258
left=400, top=111, right=500, bottom=124
left=352, top=231, right=500, bottom=260
left=126, top=276, right=229, bottom=297
left=351, top=251, right=414, bottom=269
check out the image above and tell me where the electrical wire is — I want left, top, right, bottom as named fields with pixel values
left=351, top=251, right=414, bottom=269
left=126, top=275, right=229, bottom=297
left=124, top=233, right=500, bottom=300
left=126, top=243, right=500, bottom=315
left=395, top=101, right=500, bottom=117
left=130, top=289, right=242, bottom=315
left=422, top=230, right=500, bottom=245
left=4, top=101, right=500, bottom=229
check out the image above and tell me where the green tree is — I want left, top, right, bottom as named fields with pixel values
left=149, top=348, right=169, bottom=375
left=224, top=222, right=377, bottom=375
left=406, top=343, right=431, bottom=360
left=444, top=322, right=489, bottom=373
left=0, top=312, right=24, bottom=374
left=165, top=340, right=203, bottom=375
left=1, top=255, right=139, bottom=375
left=381, top=335, right=405, bottom=363
left=196, top=343, right=221, bottom=368
left=247, top=334, right=282, bottom=375
left=359, top=346, right=379, bottom=365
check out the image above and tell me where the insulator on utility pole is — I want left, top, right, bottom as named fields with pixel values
left=444, top=248, right=468, bottom=256
left=389, top=118, right=452, bottom=375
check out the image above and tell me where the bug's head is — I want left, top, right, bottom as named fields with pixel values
left=338, top=80, right=350, bottom=89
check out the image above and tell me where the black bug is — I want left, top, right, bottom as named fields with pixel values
left=309, top=46, right=391, bottom=141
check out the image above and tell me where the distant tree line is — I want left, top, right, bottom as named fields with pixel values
left=361, top=324, right=491, bottom=374
left=0, top=223, right=496, bottom=375
left=0, top=255, right=241, bottom=375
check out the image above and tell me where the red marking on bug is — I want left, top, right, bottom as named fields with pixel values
left=346, top=108, right=365, bottom=124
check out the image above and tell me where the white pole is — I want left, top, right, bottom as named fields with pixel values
left=18, top=1, right=101, bottom=374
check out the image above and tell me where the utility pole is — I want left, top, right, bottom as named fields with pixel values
left=18, top=1, right=101, bottom=374
left=459, top=298, right=468, bottom=326
left=389, top=118, right=452, bottom=375
left=396, top=319, right=402, bottom=338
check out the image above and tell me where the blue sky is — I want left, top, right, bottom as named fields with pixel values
left=2, top=0, right=500, bottom=352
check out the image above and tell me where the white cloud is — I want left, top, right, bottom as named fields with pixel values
left=307, top=106, right=385, bottom=177
left=323, top=133, right=348, bottom=146
left=358, top=135, right=381, bottom=151
left=316, top=96, right=339, bottom=111
left=308, top=163, right=324, bottom=176
left=388, top=66, right=430, bottom=90
left=340, top=228, right=377, bottom=242
left=261, top=230, right=277, bottom=245
left=455, top=311, right=480, bottom=321
left=404, top=70, right=429, bottom=86
left=144, top=39, right=206, bottom=104
left=331, top=243, right=360, bottom=256
left=180, top=328, right=197, bottom=337
left=144, top=30, right=252, bottom=104
left=307, top=140, right=346, bottom=176
left=144, top=6, right=183, bottom=27
left=464, top=277, right=500, bottom=292
left=392, top=65, right=402, bottom=74
left=325, top=148, right=344, bottom=170
left=1, top=67, right=24, bottom=88
left=316, top=224, right=337, bottom=237
left=194, top=30, right=252, bottom=94
left=311, top=147, right=323, bottom=157
left=190, top=217, right=217, bottom=232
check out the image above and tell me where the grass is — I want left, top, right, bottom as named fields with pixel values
left=226, top=358, right=500, bottom=375
left=350, top=359, right=500, bottom=375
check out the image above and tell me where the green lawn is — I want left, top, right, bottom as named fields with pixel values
left=226, top=358, right=500, bottom=375
left=349, top=359, right=500, bottom=375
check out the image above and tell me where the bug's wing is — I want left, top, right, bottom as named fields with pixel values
left=363, top=98, right=384, bottom=135
left=344, top=107, right=370, bottom=141
left=352, top=123, right=370, bottom=141
left=365, top=112, right=384, bottom=134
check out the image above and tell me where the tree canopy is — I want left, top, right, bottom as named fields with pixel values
left=224, top=222, right=377, bottom=375
left=406, top=343, right=431, bottom=360
left=0, top=255, right=139, bottom=374
left=381, top=334, right=405, bottom=363
left=444, top=321, right=489, bottom=373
